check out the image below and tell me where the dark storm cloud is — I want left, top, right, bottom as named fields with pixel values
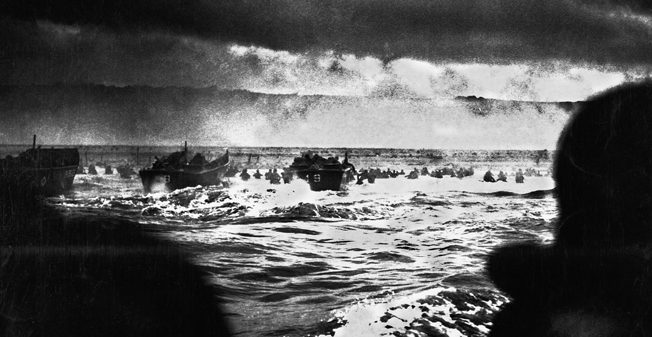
left=0, top=18, right=251, bottom=86
left=2, top=0, right=652, bottom=66
left=0, top=19, right=366, bottom=89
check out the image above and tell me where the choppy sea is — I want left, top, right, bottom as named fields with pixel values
left=47, top=152, right=556, bottom=337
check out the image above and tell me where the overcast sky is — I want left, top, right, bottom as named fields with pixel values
left=2, top=0, right=651, bottom=100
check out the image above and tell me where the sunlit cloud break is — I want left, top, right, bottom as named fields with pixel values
left=226, top=44, right=645, bottom=101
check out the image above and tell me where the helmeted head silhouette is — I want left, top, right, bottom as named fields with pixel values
left=554, top=81, right=652, bottom=248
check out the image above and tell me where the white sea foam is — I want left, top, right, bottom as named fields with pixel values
left=58, top=160, right=558, bottom=337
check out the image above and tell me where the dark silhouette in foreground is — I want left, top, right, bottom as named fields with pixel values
left=488, top=81, right=652, bottom=337
left=0, top=172, right=232, bottom=336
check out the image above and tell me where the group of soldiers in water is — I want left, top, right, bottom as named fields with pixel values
left=356, top=165, right=544, bottom=184
left=483, top=168, right=545, bottom=183
left=229, top=161, right=545, bottom=185
left=235, top=168, right=291, bottom=184
left=77, top=162, right=136, bottom=179
left=355, top=165, right=475, bottom=183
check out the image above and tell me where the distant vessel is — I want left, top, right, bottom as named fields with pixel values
left=0, top=135, right=79, bottom=196
left=288, top=152, right=355, bottom=191
left=139, top=142, right=230, bottom=193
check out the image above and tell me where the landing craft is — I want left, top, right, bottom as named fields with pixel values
left=0, top=135, right=79, bottom=196
left=288, top=151, right=356, bottom=191
left=139, top=142, right=230, bottom=193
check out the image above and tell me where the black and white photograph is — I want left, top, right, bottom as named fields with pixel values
left=2, top=1, right=652, bottom=336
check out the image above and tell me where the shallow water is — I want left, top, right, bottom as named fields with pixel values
left=50, top=163, right=557, bottom=337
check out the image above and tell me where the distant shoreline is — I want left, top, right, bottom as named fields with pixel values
left=0, top=144, right=553, bottom=167
left=0, top=144, right=553, bottom=152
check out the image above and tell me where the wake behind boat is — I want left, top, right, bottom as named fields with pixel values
left=288, top=152, right=356, bottom=191
left=0, top=136, right=79, bottom=196
left=139, top=143, right=230, bottom=193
